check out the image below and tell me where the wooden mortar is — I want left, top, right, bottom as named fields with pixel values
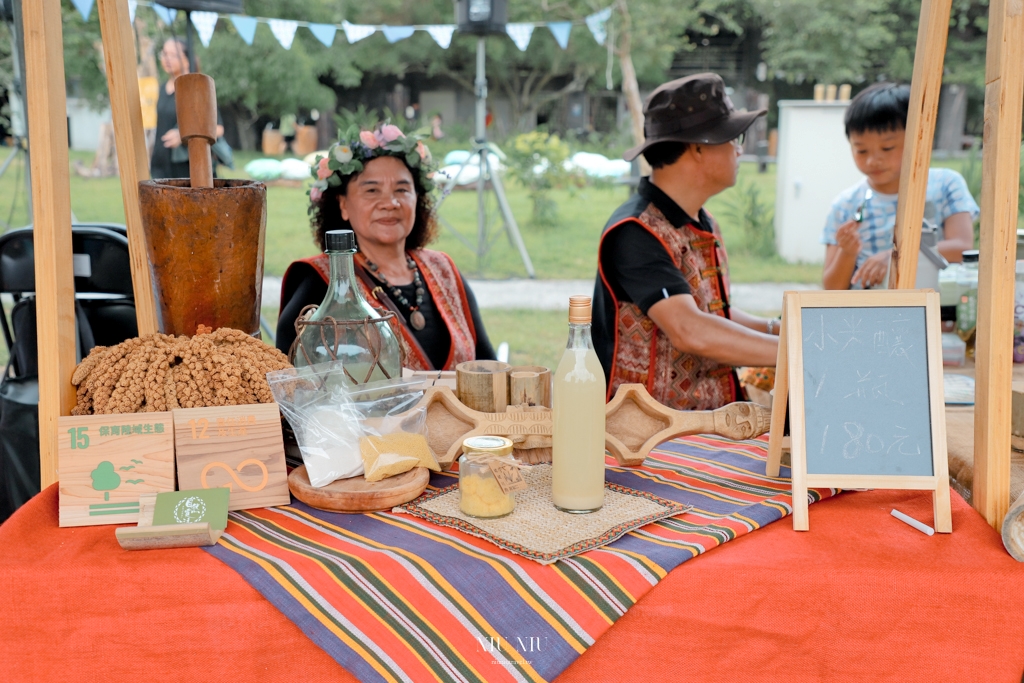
left=138, top=178, right=266, bottom=336
left=138, top=73, right=266, bottom=336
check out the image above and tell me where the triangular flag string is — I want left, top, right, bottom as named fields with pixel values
left=585, top=7, right=612, bottom=46
left=79, top=1, right=615, bottom=53
left=230, top=15, right=258, bottom=45
left=151, top=3, right=176, bottom=25
left=70, top=0, right=94, bottom=21
left=381, top=25, right=415, bottom=43
left=342, top=21, right=376, bottom=43
left=548, top=21, right=572, bottom=49
left=307, top=23, right=337, bottom=47
left=191, top=11, right=218, bottom=48
left=505, top=24, right=534, bottom=52
left=269, top=19, right=298, bottom=49
left=424, top=25, right=455, bottom=49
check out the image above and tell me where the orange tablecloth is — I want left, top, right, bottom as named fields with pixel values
left=2, top=484, right=1023, bottom=682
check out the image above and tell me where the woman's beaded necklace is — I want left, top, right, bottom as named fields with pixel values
left=366, top=255, right=427, bottom=330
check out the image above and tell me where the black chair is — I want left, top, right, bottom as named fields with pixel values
left=0, top=223, right=138, bottom=522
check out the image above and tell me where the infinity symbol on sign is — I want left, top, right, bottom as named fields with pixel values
left=201, top=459, right=269, bottom=492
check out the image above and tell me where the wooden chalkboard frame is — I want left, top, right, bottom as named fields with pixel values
left=767, top=290, right=952, bottom=532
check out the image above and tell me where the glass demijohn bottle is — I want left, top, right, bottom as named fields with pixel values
left=293, top=230, right=402, bottom=384
left=551, top=295, right=606, bottom=513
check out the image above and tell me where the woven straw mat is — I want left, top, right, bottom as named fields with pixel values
left=394, top=464, right=689, bottom=564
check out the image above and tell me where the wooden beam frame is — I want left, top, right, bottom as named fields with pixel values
left=96, top=0, right=159, bottom=335
left=888, top=0, right=952, bottom=289
left=23, top=0, right=77, bottom=488
left=972, top=0, right=1024, bottom=531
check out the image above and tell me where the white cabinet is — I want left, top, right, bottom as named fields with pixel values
left=774, top=101, right=865, bottom=264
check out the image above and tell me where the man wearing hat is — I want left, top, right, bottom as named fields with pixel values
left=593, top=73, right=780, bottom=411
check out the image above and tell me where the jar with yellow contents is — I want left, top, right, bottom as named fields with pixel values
left=459, top=436, right=516, bottom=519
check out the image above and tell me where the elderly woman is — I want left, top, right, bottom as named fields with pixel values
left=277, top=124, right=495, bottom=370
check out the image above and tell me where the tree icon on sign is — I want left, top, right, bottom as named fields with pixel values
left=90, top=461, right=121, bottom=501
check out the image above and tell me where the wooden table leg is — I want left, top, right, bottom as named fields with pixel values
left=973, top=0, right=1024, bottom=531
left=23, top=0, right=77, bottom=488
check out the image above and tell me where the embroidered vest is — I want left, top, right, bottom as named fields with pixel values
left=283, top=248, right=477, bottom=371
left=598, top=204, right=738, bottom=410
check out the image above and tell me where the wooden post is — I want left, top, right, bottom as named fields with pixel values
left=888, top=0, right=953, bottom=289
left=96, top=0, right=159, bottom=335
left=22, top=0, right=77, bottom=488
left=972, top=0, right=1024, bottom=531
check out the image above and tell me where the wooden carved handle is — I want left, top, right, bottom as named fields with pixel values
left=174, top=73, right=217, bottom=189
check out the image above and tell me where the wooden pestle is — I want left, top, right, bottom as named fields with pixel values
left=174, top=73, right=217, bottom=188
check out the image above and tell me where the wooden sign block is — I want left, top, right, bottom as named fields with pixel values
left=173, top=403, right=289, bottom=511
left=57, top=413, right=176, bottom=527
left=766, top=290, right=952, bottom=532
left=115, top=492, right=224, bottom=551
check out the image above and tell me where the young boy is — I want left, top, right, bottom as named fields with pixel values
left=821, top=83, right=978, bottom=290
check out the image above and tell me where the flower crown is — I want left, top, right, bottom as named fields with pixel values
left=308, top=123, right=434, bottom=204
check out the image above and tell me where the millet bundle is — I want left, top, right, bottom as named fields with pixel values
left=72, top=325, right=291, bottom=415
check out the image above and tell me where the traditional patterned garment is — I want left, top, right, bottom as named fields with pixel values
left=205, top=435, right=834, bottom=683
left=595, top=196, right=739, bottom=411
left=295, top=248, right=477, bottom=371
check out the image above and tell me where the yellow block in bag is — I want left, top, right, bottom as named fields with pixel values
left=360, top=432, right=439, bottom=482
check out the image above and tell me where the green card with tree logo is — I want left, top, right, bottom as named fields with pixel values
left=152, top=488, right=230, bottom=531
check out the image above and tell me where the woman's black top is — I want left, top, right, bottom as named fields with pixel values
left=276, top=262, right=496, bottom=369
left=149, top=83, right=190, bottom=180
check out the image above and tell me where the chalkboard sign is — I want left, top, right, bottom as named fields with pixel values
left=801, top=306, right=934, bottom=477
left=766, top=290, right=951, bottom=533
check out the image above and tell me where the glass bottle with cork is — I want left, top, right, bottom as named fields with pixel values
left=293, top=229, right=402, bottom=384
left=551, top=295, right=606, bottom=513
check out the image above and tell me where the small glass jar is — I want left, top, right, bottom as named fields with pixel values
left=459, top=436, right=515, bottom=519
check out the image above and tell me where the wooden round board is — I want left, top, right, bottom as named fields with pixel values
left=288, top=465, right=430, bottom=513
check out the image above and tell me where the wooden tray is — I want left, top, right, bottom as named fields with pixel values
left=288, top=465, right=430, bottom=513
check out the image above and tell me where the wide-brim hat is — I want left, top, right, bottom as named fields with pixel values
left=624, top=73, right=767, bottom=162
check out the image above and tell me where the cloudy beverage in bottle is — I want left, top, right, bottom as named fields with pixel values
left=552, top=296, right=606, bottom=512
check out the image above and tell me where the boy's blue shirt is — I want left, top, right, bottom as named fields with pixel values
left=821, top=167, right=979, bottom=271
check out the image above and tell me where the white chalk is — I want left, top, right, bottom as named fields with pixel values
left=891, top=509, right=934, bottom=536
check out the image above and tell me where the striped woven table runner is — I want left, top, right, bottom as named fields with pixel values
left=206, top=435, right=833, bottom=683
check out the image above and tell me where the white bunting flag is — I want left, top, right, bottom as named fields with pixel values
left=230, top=15, right=258, bottom=45
left=424, top=25, right=455, bottom=49
left=269, top=19, right=298, bottom=50
left=342, top=21, right=376, bottom=43
left=307, top=23, right=337, bottom=47
left=191, top=11, right=218, bottom=47
left=505, top=23, right=534, bottom=52
left=548, top=21, right=572, bottom=49
left=152, top=3, right=177, bottom=25
left=586, top=7, right=613, bottom=46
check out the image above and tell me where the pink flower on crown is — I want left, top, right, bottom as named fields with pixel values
left=378, top=125, right=404, bottom=144
left=359, top=130, right=380, bottom=149
left=316, top=157, right=332, bottom=180
left=416, top=140, right=430, bottom=161
left=310, top=186, right=323, bottom=202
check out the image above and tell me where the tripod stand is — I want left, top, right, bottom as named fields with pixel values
left=434, top=37, right=535, bottom=278
left=0, top=136, right=30, bottom=231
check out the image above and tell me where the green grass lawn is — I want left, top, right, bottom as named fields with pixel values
left=0, top=146, right=822, bottom=282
